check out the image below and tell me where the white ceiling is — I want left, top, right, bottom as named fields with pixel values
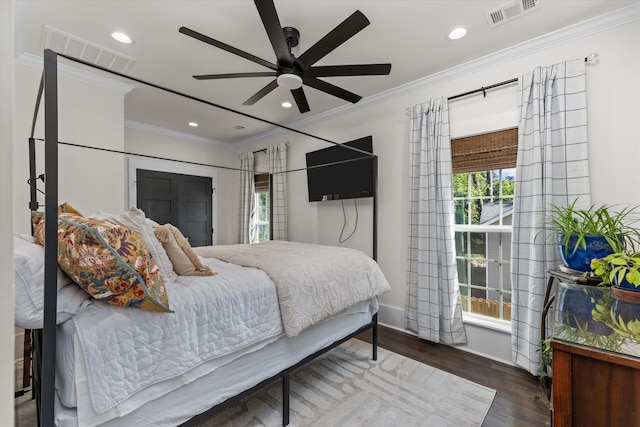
left=16, top=0, right=639, bottom=144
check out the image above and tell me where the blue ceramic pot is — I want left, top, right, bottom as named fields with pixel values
left=558, top=286, right=613, bottom=335
left=556, top=234, right=617, bottom=272
left=613, top=297, right=640, bottom=321
left=613, top=273, right=640, bottom=292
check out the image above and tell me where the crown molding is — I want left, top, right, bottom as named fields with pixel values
left=15, top=52, right=135, bottom=95
left=237, top=2, right=640, bottom=145
left=125, top=120, right=231, bottom=148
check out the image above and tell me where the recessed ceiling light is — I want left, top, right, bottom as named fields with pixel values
left=281, top=101, right=293, bottom=108
left=188, top=122, right=198, bottom=127
left=448, top=27, right=467, bottom=40
left=111, top=31, right=132, bottom=44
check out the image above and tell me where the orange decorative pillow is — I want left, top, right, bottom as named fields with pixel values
left=32, top=213, right=171, bottom=312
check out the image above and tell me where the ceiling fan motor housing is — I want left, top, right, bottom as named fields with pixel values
left=283, top=26, right=299, bottom=48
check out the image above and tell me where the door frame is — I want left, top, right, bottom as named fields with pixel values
left=128, top=157, right=218, bottom=245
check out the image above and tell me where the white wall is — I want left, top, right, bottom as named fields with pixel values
left=235, top=12, right=640, bottom=364
left=12, top=60, right=129, bottom=233
left=1, top=0, right=15, bottom=424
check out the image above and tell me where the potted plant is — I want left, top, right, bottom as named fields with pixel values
left=545, top=199, right=640, bottom=272
left=590, top=252, right=640, bottom=291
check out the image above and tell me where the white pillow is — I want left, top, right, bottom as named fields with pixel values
left=14, top=235, right=91, bottom=329
left=92, top=207, right=179, bottom=282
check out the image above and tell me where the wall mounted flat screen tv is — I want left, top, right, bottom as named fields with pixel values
left=305, top=136, right=375, bottom=202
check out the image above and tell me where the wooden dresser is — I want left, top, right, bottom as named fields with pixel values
left=550, top=282, right=640, bottom=426
left=551, top=339, right=640, bottom=426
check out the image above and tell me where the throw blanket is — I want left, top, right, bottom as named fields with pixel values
left=194, top=241, right=391, bottom=336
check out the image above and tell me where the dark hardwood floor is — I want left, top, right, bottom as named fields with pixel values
left=357, top=325, right=551, bottom=427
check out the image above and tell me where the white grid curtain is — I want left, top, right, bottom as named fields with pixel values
left=511, top=58, right=591, bottom=374
left=268, top=142, right=288, bottom=240
left=238, top=151, right=255, bottom=244
left=406, top=98, right=467, bottom=345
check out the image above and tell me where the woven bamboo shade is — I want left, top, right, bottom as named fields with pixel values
left=254, top=173, right=270, bottom=192
left=451, top=128, right=518, bottom=174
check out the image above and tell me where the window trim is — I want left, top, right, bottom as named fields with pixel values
left=454, top=224, right=512, bottom=233
left=463, top=311, right=512, bottom=333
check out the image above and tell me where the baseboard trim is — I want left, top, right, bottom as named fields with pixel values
left=377, top=303, right=515, bottom=367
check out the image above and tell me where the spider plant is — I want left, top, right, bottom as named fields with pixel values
left=546, top=199, right=640, bottom=255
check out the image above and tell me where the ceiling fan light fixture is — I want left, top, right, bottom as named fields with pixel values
left=277, top=73, right=303, bottom=90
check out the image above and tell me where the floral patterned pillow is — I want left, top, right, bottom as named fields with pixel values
left=32, top=212, right=171, bottom=312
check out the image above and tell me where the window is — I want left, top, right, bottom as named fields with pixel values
left=452, top=128, right=517, bottom=323
left=251, top=173, right=270, bottom=243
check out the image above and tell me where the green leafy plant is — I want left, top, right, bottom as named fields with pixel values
left=589, top=252, right=640, bottom=287
left=534, top=336, right=553, bottom=405
left=544, top=199, right=640, bottom=255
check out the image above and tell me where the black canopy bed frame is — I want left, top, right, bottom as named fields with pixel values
left=28, top=48, right=380, bottom=427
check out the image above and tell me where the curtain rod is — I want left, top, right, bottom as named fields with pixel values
left=447, top=78, right=518, bottom=101
left=405, top=53, right=598, bottom=115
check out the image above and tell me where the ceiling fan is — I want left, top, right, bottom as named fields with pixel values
left=179, top=0, right=391, bottom=113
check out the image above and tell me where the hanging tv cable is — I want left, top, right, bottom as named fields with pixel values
left=339, top=199, right=359, bottom=243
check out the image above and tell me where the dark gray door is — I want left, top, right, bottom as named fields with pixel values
left=136, top=169, right=213, bottom=246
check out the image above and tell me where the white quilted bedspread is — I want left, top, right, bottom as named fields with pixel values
left=72, top=257, right=282, bottom=414
left=194, top=241, right=391, bottom=337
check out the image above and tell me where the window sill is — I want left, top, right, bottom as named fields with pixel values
left=463, top=312, right=512, bottom=334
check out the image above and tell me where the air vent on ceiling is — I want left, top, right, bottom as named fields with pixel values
left=43, top=26, right=136, bottom=73
left=485, top=0, right=542, bottom=28
left=233, top=124, right=247, bottom=131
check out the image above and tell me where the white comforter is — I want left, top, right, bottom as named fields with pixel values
left=194, top=241, right=391, bottom=337
left=72, top=257, right=282, bottom=415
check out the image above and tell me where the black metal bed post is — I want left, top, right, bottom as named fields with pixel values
left=281, top=372, right=290, bottom=426
left=28, top=138, right=38, bottom=212
left=372, top=156, right=378, bottom=262
left=372, top=313, right=378, bottom=361
left=39, top=48, right=59, bottom=427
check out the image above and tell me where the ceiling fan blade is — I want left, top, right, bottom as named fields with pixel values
left=179, top=26, right=277, bottom=71
left=243, top=79, right=279, bottom=105
left=194, top=72, right=276, bottom=80
left=297, top=10, right=370, bottom=69
left=306, top=64, right=392, bottom=77
left=291, top=87, right=310, bottom=113
left=254, top=0, right=291, bottom=65
left=303, top=77, right=362, bottom=104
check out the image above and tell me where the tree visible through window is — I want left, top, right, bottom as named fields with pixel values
left=451, top=128, right=517, bottom=323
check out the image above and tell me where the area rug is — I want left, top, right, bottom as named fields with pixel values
left=15, top=339, right=495, bottom=427
left=200, top=339, right=496, bottom=427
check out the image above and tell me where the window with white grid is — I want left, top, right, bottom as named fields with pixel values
left=452, top=128, right=517, bottom=323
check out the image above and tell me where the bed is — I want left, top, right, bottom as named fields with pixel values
left=15, top=210, right=389, bottom=426
left=22, top=49, right=388, bottom=427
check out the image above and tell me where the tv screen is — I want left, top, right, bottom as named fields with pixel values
left=305, top=136, right=375, bottom=202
